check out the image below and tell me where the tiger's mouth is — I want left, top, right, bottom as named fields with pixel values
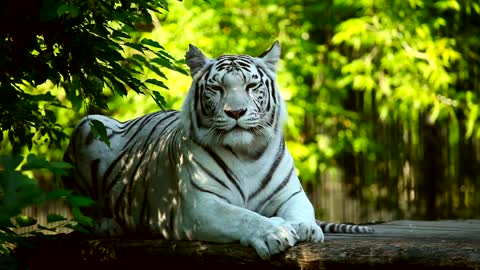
left=230, top=124, right=255, bottom=133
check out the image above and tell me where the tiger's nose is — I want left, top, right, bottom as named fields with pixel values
left=224, top=108, right=247, bottom=120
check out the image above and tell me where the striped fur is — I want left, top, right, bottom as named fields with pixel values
left=64, top=42, right=371, bottom=260
left=317, top=221, right=374, bottom=233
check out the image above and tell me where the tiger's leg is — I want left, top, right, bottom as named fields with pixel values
left=181, top=193, right=299, bottom=260
left=94, top=218, right=124, bottom=237
left=275, top=191, right=324, bottom=243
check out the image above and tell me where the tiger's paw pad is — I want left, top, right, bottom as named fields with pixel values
left=241, top=217, right=299, bottom=260
left=94, top=218, right=124, bottom=237
left=290, top=221, right=324, bottom=243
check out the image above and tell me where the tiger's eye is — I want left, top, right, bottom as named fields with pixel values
left=246, top=83, right=257, bottom=91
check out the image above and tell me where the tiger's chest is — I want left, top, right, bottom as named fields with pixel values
left=179, top=135, right=294, bottom=215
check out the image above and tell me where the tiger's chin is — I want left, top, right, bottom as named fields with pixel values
left=221, top=129, right=271, bottom=154
left=222, top=130, right=255, bottom=147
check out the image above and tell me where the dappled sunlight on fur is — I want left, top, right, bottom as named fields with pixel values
left=64, top=42, right=323, bottom=260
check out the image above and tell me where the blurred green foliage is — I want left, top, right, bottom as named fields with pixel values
left=142, top=0, right=479, bottom=186
left=142, top=0, right=479, bottom=218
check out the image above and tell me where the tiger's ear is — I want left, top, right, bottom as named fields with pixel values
left=259, top=41, right=281, bottom=72
left=186, top=44, right=208, bottom=77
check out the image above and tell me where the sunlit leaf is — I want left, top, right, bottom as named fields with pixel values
left=145, top=79, right=169, bottom=89
left=124, top=42, right=145, bottom=54
left=141, top=38, right=165, bottom=49
left=15, top=215, right=37, bottom=228
left=109, top=28, right=130, bottom=40
left=151, top=91, right=166, bottom=110
left=89, top=119, right=110, bottom=147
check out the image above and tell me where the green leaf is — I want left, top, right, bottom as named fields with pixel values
left=56, top=4, right=69, bottom=16
left=67, top=195, right=95, bottom=208
left=0, top=218, right=15, bottom=230
left=110, top=29, right=131, bottom=40
left=158, top=0, right=169, bottom=10
left=89, top=119, right=110, bottom=147
left=141, top=38, right=165, bottom=49
left=154, top=49, right=175, bottom=61
left=88, top=75, right=104, bottom=92
left=146, top=64, right=168, bottom=80
left=46, top=189, right=72, bottom=201
left=15, top=215, right=37, bottom=228
left=151, top=56, right=188, bottom=76
left=112, top=80, right=128, bottom=96
left=30, top=93, right=56, bottom=102
left=22, top=154, right=49, bottom=170
left=0, top=155, right=23, bottom=171
left=47, top=214, right=67, bottom=223
left=124, top=42, right=146, bottom=54
left=21, top=154, right=72, bottom=175
left=130, top=54, right=148, bottom=65
left=64, top=223, right=92, bottom=234
left=103, top=73, right=128, bottom=96
left=66, top=77, right=83, bottom=111
left=151, top=57, right=173, bottom=68
left=151, top=91, right=166, bottom=110
left=145, top=79, right=169, bottom=89
left=37, top=224, right=57, bottom=232
left=71, top=207, right=94, bottom=227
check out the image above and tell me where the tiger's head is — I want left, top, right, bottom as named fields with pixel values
left=182, top=42, right=287, bottom=154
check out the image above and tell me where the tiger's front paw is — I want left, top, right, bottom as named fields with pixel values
left=240, top=217, right=299, bottom=260
left=289, top=221, right=324, bottom=243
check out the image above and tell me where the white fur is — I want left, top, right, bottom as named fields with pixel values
left=65, top=42, right=323, bottom=260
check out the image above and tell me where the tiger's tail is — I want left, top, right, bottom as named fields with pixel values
left=316, top=220, right=374, bottom=233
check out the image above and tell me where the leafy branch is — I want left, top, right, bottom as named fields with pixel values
left=0, top=0, right=187, bottom=151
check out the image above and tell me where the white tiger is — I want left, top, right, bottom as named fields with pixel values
left=64, top=41, right=371, bottom=260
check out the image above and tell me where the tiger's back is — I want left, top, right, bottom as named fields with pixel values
left=64, top=110, right=183, bottom=237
